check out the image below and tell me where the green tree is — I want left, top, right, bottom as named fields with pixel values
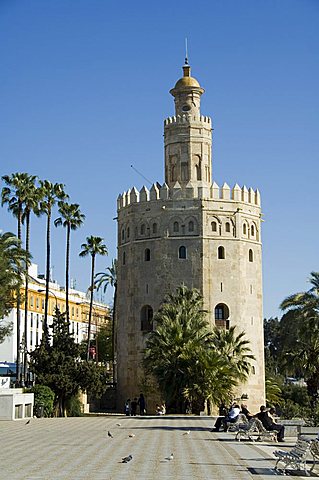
left=0, top=232, right=30, bottom=342
left=21, top=175, right=41, bottom=382
left=54, top=202, right=85, bottom=324
left=96, top=323, right=113, bottom=364
left=38, top=180, right=68, bottom=340
left=1, top=173, right=34, bottom=381
left=280, top=272, right=319, bottom=410
left=95, top=259, right=117, bottom=380
left=143, top=285, right=252, bottom=413
left=29, top=310, right=108, bottom=416
left=211, top=325, right=255, bottom=382
left=79, top=236, right=108, bottom=361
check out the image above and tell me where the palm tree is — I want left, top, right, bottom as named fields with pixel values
left=144, top=285, right=217, bottom=412
left=1, top=173, right=37, bottom=383
left=280, top=272, right=319, bottom=409
left=79, top=236, right=108, bottom=361
left=94, top=259, right=117, bottom=380
left=21, top=176, right=41, bottom=382
left=38, top=180, right=68, bottom=340
left=0, top=231, right=31, bottom=342
left=54, top=202, right=85, bottom=325
left=211, top=325, right=255, bottom=382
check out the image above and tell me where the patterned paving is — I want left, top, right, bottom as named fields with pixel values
left=0, top=415, right=315, bottom=479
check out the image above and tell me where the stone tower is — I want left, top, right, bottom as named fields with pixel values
left=116, top=61, right=265, bottom=413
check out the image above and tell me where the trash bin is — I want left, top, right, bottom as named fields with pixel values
left=36, top=404, right=44, bottom=418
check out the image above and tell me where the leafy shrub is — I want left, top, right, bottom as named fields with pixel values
left=65, top=394, right=83, bottom=417
left=28, top=384, right=55, bottom=417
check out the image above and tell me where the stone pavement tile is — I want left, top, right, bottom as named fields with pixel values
left=0, top=416, right=316, bottom=479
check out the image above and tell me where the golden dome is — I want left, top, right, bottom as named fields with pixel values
left=174, top=75, right=201, bottom=89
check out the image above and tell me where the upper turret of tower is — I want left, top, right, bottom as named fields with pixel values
left=170, top=61, right=205, bottom=117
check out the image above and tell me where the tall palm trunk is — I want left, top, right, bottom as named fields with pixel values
left=16, top=202, right=22, bottom=384
left=65, top=225, right=70, bottom=325
left=43, top=210, right=51, bottom=342
left=23, top=209, right=30, bottom=384
left=86, top=254, right=95, bottom=361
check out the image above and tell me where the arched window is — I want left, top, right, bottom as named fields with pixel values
left=251, top=225, right=255, bottom=236
left=225, top=222, right=230, bottom=233
left=122, top=251, right=126, bottom=265
left=214, top=303, right=230, bottom=329
left=243, top=223, right=247, bottom=235
left=179, top=246, right=187, bottom=259
left=188, top=220, right=194, bottom=232
left=141, top=305, right=153, bottom=332
left=211, top=221, right=217, bottom=232
left=152, top=223, right=157, bottom=234
left=173, top=221, right=179, bottom=233
left=127, top=227, right=130, bottom=239
left=144, top=248, right=150, bottom=261
left=121, top=229, right=125, bottom=241
left=218, top=246, right=225, bottom=259
left=140, top=224, right=145, bottom=235
left=249, top=249, right=253, bottom=262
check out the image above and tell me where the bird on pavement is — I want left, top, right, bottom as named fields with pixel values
left=183, top=430, right=190, bottom=435
left=122, top=455, right=133, bottom=463
left=128, top=433, right=135, bottom=438
left=165, top=453, right=174, bottom=461
left=116, top=423, right=121, bottom=427
left=108, top=431, right=113, bottom=438
left=25, top=419, right=31, bottom=425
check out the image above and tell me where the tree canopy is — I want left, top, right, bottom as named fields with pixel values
left=143, top=285, right=254, bottom=413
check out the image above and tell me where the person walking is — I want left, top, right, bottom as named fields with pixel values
left=137, top=393, right=146, bottom=415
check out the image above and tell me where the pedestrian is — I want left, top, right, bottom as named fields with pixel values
left=130, top=397, right=138, bottom=416
left=124, top=399, right=131, bottom=416
left=137, top=393, right=146, bottom=415
left=257, top=405, right=285, bottom=442
left=212, top=403, right=240, bottom=432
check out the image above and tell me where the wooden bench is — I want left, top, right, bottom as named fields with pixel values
left=274, top=437, right=312, bottom=475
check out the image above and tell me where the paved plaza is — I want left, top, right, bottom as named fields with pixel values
left=0, top=415, right=317, bottom=479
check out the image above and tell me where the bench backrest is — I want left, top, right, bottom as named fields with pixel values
left=291, top=439, right=312, bottom=459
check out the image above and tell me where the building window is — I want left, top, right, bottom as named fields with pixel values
left=122, top=251, right=126, bottom=265
left=179, top=246, right=187, bottom=259
left=30, top=296, right=34, bottom=307
left=225, top=222, right=230, bottom=233
left=76, top=308, right=79, bottom=318
left=251, top=225, right=255, bottom=236
left=127, top=226, right=130, bottom=238
left=243, top=223, right=247, bottom=235
left=214, top=303, right=230, bottom=329
left=144, top=248, right=151, bottom=261
left=152, top=223, right=157, bottom=234
left=41, top=299, right=45, bottom=309
left=121, top=229, right=125, bottom=241
left=141, top=305, right=153, bottom=332
left=252, top=366, right=256, bottom=374
left=140, top=224, right=145, bottom=235
left=211, top=221, right=217, bottom=232
left=30, top=313, right=33, bottom=329
left=249, top=249, right=253, bottom=262
left=173, top=221, right=179, bottom=233
left=218, top=246, right=225, bottom=259
left=188, top=221, right=194, bottom=232
left=36, top=297, right=39, bottom=309
left=72, top=306, right=75, bottom=317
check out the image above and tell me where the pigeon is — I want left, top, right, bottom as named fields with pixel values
left=108, top=431, right=113, bottom=438
left=128, top=433, right=135, bottom=438
left=116, top=423, right=121, bottom=427
left=25, top=419, right=31, bottom=425
left=183, top=430, right=190, bottom=435
left=122, top=454, right=133, bottom=463
left=165, top=453, right=174, bottom=461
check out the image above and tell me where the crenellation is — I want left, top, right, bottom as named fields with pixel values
left=118, top=181, right=261, bottom=210
left=164, top=114, right=212, bottom=127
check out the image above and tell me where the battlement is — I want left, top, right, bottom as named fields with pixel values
left=164, top=114, right=211, bottom=126
left=117, top=181, right=261, bottom=210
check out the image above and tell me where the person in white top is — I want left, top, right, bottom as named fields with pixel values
left=212, top=403, right=240, bottom=432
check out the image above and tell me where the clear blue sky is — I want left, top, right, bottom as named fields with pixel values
left=1, top=0, right=318, bottom=317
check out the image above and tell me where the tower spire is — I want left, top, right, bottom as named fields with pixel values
left=185, top=37, right=189, bottom=65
